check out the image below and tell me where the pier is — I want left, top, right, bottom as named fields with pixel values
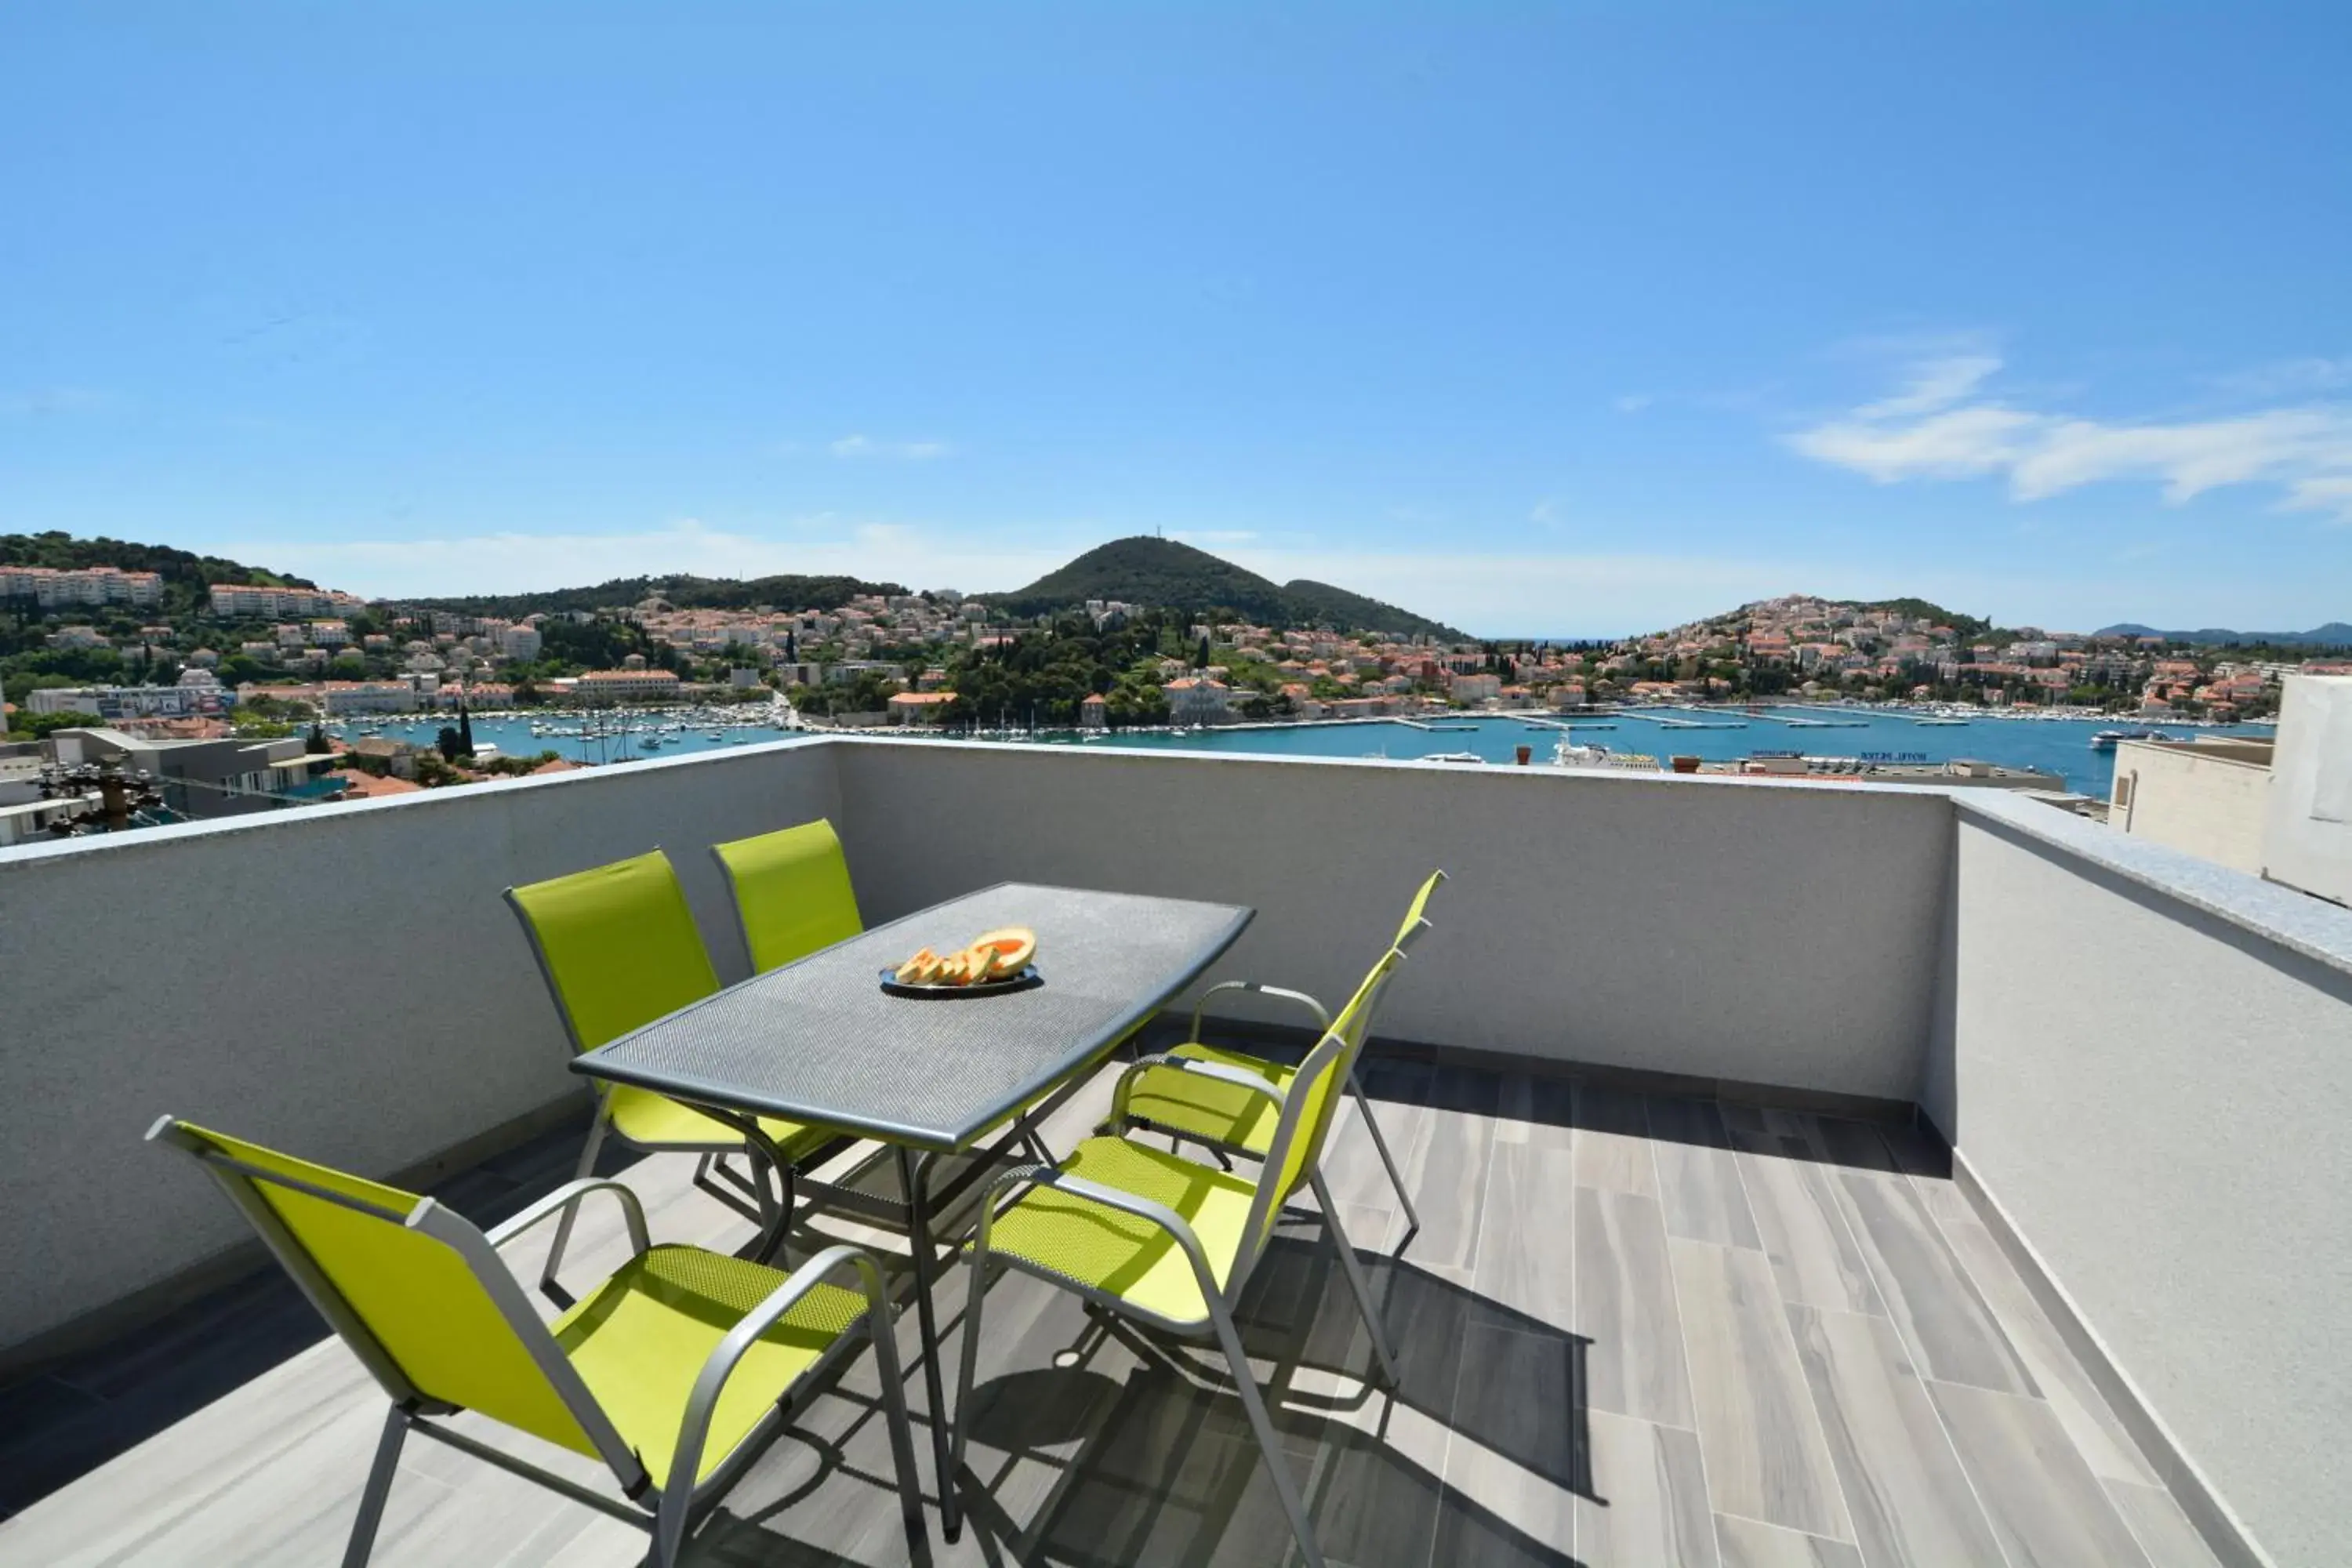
left=1620, top=706, right=1748, bottom=730
left=1392, top=718, right=1479, bottom=731
left=1517, top=715, right=1619, bottom=731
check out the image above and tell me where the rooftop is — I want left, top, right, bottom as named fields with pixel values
left=0, top=1043, right=2201, bottom=1568
left=1, top=734, right=2343, bottom=1566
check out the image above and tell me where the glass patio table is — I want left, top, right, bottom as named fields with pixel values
left=571, top=880, right=1254, bottom=1541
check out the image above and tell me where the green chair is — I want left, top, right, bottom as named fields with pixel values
left=711, top=818, right=865, bottom=975
left=1114, top=869, right=1444, bottom=1235
left=950, top=929, right=1425, bottom=1568
left=505, top=850, right=836, bottom=1294
left=147, top=1117, right=926, bottom=1568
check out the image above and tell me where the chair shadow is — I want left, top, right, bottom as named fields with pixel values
left=953, top=1225, right=1595, bottom=1568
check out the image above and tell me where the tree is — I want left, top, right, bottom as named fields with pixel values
left=304, top=720, right=331, bottom=754
left=1196, top=634, right=1212, bottom=670
left=16, top=708, right=103, bottom=739
left=437, top=724, right=469, bottom=760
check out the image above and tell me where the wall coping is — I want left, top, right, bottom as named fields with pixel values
left=1955, top=789, right=2352, bottom=983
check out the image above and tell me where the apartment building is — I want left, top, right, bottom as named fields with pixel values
left=0, top=564, right=164, bottom=608
left=205, top=583, right=366, bottom=619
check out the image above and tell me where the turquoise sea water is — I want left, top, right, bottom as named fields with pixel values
left=335, top=707, right=2270, bottom=794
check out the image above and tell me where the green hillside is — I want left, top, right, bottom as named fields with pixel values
left=984, top=537, right=1465, bottom=641
left=398, top=572, right=906, bottom=619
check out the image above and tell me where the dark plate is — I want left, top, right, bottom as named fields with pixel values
left=877, top=964, right=1043, bottom=1000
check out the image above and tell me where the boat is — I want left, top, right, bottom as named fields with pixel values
left=1421, top=751, right=1485, bottom=764
left=2090, top=728, right=2171, bottom=752
left=638, top=738, right=663, bottom=751
left=1915, top=717, right=1969, bottom=727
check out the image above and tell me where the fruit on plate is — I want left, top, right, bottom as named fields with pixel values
left=969, top=927, right=1037, bottom=978
left=891, top=927, right=1039, bottom=987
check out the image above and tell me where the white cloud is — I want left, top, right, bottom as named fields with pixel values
left=1529, top=499, right=1563, bottom=525
left=1613, top=394, right=1653, bottom=414
left=1853, top=354, right=2002, bottom=419
left=1789, top=353, right=2352, bottom=521
left=829, top=434, right=953, bottom=461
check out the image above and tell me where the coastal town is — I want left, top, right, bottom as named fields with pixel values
left=5, top=541, right=2347, bottom=844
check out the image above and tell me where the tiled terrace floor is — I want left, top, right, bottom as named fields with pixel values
left=0, top=1040, right=2222, bottom=1567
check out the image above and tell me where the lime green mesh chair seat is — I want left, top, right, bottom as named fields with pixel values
left=953, top=942, right=1421, bottom=1568
left=149, top=1118, right=926, bottom=1568
left=506, top=849, right=836, bottom=1294
left=982, top=1135, right=1258, bottom=1324
left=555, top=1244, right=869, bottom=1489
left=606, top=1086, right=834, bottom=1162
left=1116, top=1044, right=1290, bottom=1157
left=1118, top=869, right=1444, bottom=1236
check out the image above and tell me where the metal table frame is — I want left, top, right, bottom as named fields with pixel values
left=570, top=883, right=1253, bottom=1542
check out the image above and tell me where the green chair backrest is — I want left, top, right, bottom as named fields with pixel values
left=153, top=1120, right=598, bottom=1461
left=506, top=850, right=720, bottom=1054
left=1391, top=869, right=1447, bottom=949
left=711, top=819, right=863, bottom=975
left=1247, top=947, right=1407, bottom=1258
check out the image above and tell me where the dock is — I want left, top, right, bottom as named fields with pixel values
left=1518, top=716, right=1618, bottom=731
left=1621, top=707, right=1748, bottom=730
left=1392, top=719, right=1479, bottom=731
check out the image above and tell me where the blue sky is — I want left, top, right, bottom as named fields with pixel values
left=3, top=3, right=2347, bottom=637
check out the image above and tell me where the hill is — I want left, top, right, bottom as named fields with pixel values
left=0, top=530, right=318, bottom=616
left=399, top=572, right=906, bottom=619
left=983, top=537, right=1466, bottom=641
left=2095, top=621, right=2352, bottom=648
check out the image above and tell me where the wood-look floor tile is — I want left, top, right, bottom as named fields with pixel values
left=1649, top=1098, right=1763, bottom=1250
left=1929, top=1379, right=2154, bottom=1568
left=1397, top=1089, right=1495, bottom=1277
left=1934, top=1217, right=2160, bottom=1487
left=1472, top=1143, right=1578, bottom=1325
left=1429, top=1324, right=1584, bottom=1568
left=1784, top=1304, right=2004, bottom=1566
left=1575, top=1189, right=1697, bottom=1428
left=1734, top=1147, right=1884, bottom=1316
left=1572, top=1084, right=1658, bottom=1198
left=1491, top=1071, right=1577, bottom=1152
left=2103, top=1479, right=2227, bottom=1568
left=1711, top=1512, right=1866, bottom=1568
left=1667, top=1240, right=1850, bottom=1542
left=1830, top=1171, right=2038, bottom=1397
left=1575, top=1414, right=1718, bottom=1567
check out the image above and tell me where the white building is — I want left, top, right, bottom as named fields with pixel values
left=574, top=669, right=681, bottom=702
left=207, top=584, right=365, bottom=619
left=1163, top=677, right=1232, bottom=724
left=25, top=684, right=220, bottom=720
left=495, top=624, right=543, bottom=662
left=318, top=681, right=422, bottom=716
left=2111, top=673, right=2352, bottom=904
left=0, top=565, right=164, bottom=609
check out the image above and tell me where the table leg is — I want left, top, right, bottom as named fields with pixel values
left=895, top=1145, right=964, bottom=1543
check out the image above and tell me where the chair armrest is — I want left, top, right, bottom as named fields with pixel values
left=485, top=1178, right=651, bottom=1258
left=1189, top=980, right=1330, bottom=1042
left=1107, top=1053, right=1287, bottom=1128
left=664, top=1245, right=894, bottom=1508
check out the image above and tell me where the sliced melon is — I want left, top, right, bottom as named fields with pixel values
left=894, top=947, right=938, bottom=984
left=971, top=926, right=1037, bottom=978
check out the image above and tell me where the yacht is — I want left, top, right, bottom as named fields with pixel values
left=2091, top=728, right=2171, bottom=751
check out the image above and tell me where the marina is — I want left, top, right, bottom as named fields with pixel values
left=325, top=703, right=2273, bottom=794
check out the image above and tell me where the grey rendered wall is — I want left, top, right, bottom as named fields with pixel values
left=833, top=740, right=1953, bottom=1098
left=1936, top=802, right=2352, bottom=1566
left=0, top=739, right=844, bottom=1357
